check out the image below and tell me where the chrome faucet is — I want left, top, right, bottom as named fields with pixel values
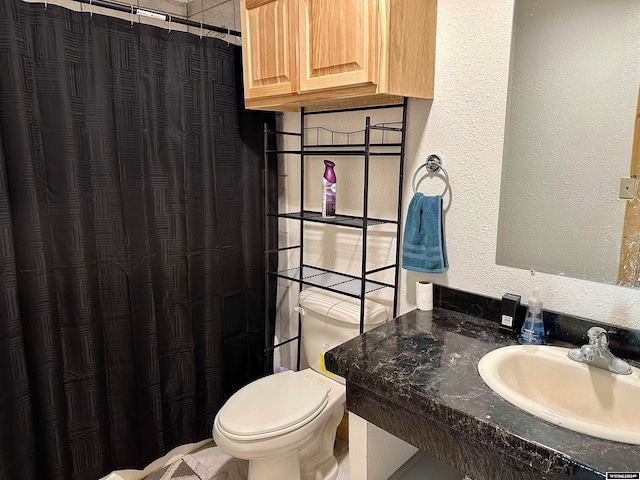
left=567, top=327, right=631, bottom=375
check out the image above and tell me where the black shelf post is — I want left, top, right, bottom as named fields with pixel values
left=297, top=107, right=306, bottom=371
left=393, top=97, right=409, bottom=318
left=359, top=117, right=372, bottom=334
left=263, top=122, right=271, bottom=371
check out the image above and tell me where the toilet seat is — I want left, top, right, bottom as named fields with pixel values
left=217, top=370, right=330, bottom=441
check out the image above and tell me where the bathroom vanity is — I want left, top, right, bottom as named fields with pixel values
left=325, top=297, right=640, bottom=479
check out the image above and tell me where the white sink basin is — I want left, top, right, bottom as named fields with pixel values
left=478, top=345, right=640, bottom=444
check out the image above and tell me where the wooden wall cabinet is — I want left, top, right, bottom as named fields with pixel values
left=240, top=0, right=437, bottom=111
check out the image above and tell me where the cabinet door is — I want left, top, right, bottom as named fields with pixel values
left=240, top=0, right=298, bottom=100
left=298, top=0, right=378, bottom=92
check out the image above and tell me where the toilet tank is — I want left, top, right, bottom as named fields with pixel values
left=298, top=288, right=389, bottom=384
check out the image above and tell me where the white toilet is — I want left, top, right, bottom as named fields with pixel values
left=212, top=287, right=389, bottom=480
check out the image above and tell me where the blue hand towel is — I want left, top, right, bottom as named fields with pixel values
left=402, top=193, right=448, bottom=273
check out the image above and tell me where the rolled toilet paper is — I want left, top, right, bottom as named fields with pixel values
left=416, top=281, right=433, bottom=311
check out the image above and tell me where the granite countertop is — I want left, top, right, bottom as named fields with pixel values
left=325, top=308, right=640, bottom=480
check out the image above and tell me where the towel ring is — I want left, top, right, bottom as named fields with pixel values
left=412, top=154, right=449, bottom=196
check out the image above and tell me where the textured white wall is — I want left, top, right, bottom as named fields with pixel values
left=496, top=0, right=640, bottom=284
left=281, top=0, right=640, bottom=330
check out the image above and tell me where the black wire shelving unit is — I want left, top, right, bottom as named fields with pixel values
left=263, top=99, right=408, bottom=373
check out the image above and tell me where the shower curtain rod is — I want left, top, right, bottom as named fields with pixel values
left=63, top=0, right=242, bottom=37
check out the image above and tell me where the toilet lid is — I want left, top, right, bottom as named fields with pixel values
left=217, top=371, right=330, bottom=438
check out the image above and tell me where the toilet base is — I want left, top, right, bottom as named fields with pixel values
left=245, top=449, right=338, bottom=480
left=242, top=404, right=343, bottom=480
left=245, top=453, right=338, bottom=480
left=302, top=457, right=338, bottom=480
left=299, top=407, right=343, bottom=480
left=248, top=451, right=301, bottom=480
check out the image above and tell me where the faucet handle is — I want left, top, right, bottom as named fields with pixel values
left=587, top=327, right=609, bottom=349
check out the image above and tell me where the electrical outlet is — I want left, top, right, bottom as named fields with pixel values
left=619, top=177, right=637, bottom=199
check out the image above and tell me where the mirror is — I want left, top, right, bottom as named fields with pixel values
left=496, top=0, right=640, bottom=287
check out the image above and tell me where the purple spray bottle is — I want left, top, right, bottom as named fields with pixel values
left=322, top=160, right=336, bottom=218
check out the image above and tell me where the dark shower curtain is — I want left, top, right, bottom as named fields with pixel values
left=0, top=1, right=276, bottom=479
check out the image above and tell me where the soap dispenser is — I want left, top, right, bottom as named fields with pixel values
left=518, top=286, right=546, bottom=345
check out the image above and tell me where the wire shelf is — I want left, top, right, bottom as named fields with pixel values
left=270, top=266, right=389, bottom=298
left=272, top=210, right=396, bottom=228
